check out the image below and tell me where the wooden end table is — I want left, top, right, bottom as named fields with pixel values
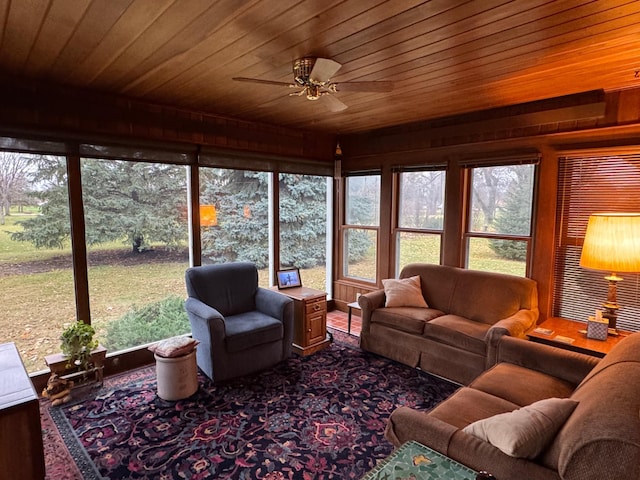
left=271, top=286, right=331, bottom=356
left=527, top=317, right=631, bottom=358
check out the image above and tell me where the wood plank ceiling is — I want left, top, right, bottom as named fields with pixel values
left=0, top=0, right=638, bottom=135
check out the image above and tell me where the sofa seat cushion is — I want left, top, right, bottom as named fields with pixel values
left=224, top=312, right=283, bottom=353
left=429, top=387, right=520, bottom=430
left=371, top=307, right=444, bottom=335
left=423, top=315, right=489, bottom=355
left=470, top=363, right=577, bottom=407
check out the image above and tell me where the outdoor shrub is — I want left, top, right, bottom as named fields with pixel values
left=103, top=296, right=190, bottom=351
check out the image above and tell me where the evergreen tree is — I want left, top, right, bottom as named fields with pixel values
left=12, top=158, right=188, bottom=251
left=488, top=167, right=533, bottom=260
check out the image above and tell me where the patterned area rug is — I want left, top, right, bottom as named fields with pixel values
left=42, top=331, right=458, bottom=479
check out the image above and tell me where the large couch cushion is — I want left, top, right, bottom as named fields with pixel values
left=470, top=363, right=577, bottom=407
left=463, top=397, right=578, bottom=459
left=423, top=314, right=489, bottom=355
left=429, top=387, right=520, bottom=429
left=448, top=269, right=538, bottom=324
left=371, top=307, right=444, bottom=335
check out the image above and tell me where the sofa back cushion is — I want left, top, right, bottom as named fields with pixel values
left=540, top=332, right=640, bottom=479
left=400, top=263, right=538, bottom=325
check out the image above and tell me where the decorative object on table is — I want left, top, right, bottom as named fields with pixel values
left=60, top=320, right=99, bottom=373
left=44, top=320, right=106, bottom=391
left=580, top=212, right=640, bottom=331
left=586, top=310, right=608, bottom=341
left=276, top=267, right=302, bottom=289
left=362, top=440, right=477, bottom=480
left=41, top=373, right=74, bottom=406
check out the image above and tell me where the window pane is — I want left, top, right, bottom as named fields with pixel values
left=467, top=237, right=527, bottom=276
left=346, top=175, right=380, bottom=226
left=397, top=232, right=441, bottom=273
left=81, top=159, right=190, bottom=355
left=279, top=173, right=329, bottom=291
left=344, top=228, right=377, bottom=281
left=469, top=165, right=534, bottom=235
left=0, top=153, right=76, bottom=373
left=399, top=170, right=445, bottom=229
left=200, top=168, right=270, bottom=286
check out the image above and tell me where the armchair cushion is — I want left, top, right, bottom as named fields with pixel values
left=224, top=312, right=284, bottom=353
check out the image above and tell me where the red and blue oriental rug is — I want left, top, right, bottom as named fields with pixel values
left=42, top=332, right=457, bottom=479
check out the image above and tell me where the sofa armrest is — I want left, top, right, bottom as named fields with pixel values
left=358, top=289, right=386, bottom=336
left=485, top=309, right=538, bottom=366
left=495, top=335, right=599, bottom=385
left=385, top=406, right=457, bottom=453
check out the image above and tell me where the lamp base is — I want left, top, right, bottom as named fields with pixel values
left=602, top=304, right=618, bottom=332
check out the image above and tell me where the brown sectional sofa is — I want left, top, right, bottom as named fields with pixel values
left=385, top=332, right=640, bottom=480
left=358, top=263, right=539, bottom=384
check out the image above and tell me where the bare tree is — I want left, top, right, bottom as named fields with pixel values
left=0, top=152, right=32, bottom=225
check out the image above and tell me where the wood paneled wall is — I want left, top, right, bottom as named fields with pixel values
left=0, top=75, right=336, bottom=164
left=333, top=87, right=640, bottom=318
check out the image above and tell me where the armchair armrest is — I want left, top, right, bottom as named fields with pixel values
left=185, top=297, right=226, bottom=336
left=358, top=289, right=386, bottom=336
left=485, top=309, right=537, bottom=366
left=255, top=288, right=293, bottom=322
left=495, top=335, right=599, bottom=385
left=255, top=288, right=294, bottom=358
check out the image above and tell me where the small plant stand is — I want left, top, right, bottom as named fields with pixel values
left=44, top=345, right=107, bottom=387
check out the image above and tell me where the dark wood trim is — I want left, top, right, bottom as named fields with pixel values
left=66, top=154, right=91, bottom=322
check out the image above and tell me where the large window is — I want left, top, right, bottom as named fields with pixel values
left=81, top=159, right=191, bottom=355
left=199, top=168, right=270, bottom=285
left=343, top=174, right=380, bottom=282
left=279, top=173, right=331, bottom=292
left=396, top=169, right=446, bottom=274
left=0, top=153, right=76, bottom=373
left=553, top=152, right=640, bottom=332
left=465, top=163, right=535, bottom=276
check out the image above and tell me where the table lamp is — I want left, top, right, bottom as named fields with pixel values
left=579, top=213, right=640, bottom=331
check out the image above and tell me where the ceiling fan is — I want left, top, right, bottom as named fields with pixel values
left=232, top=57, right=394, bottom=112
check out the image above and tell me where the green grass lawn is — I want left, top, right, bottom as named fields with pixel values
left=1, top=212, right=523, bottom=372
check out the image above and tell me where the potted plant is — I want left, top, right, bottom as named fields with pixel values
left=60, top=320, right=99, bottom=373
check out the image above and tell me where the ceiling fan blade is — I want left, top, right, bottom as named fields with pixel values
left=335, top=81, right=394, bottom=92
left=309, top=58, right=342, bottom=84
left=232, top=77, right=293, bottom=87
left=322, top=94, right=348, bottom=112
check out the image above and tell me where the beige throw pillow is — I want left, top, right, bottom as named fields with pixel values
left=149, top=336, right=199, bottom=358
left=462, top=397, right=578, bottom=459
left=382, top=275, right=428, bottom=308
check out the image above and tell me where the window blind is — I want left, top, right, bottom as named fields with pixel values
left=553, top=153, right=640, bottom=332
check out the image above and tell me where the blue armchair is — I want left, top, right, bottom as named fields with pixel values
left=185, top=262, right=294, bottom=382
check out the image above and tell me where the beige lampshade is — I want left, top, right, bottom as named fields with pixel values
left=580, top=213, right=640, bottom=273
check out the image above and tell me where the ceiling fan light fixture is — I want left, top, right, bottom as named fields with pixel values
left=305, top=85, right=321, bottom=100
left=293, top=58, right=316, bottom=86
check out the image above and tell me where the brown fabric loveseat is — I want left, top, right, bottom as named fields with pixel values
left=358, top=263, right=539, bottom=384
left=385, top=333, right=640, bottom=480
